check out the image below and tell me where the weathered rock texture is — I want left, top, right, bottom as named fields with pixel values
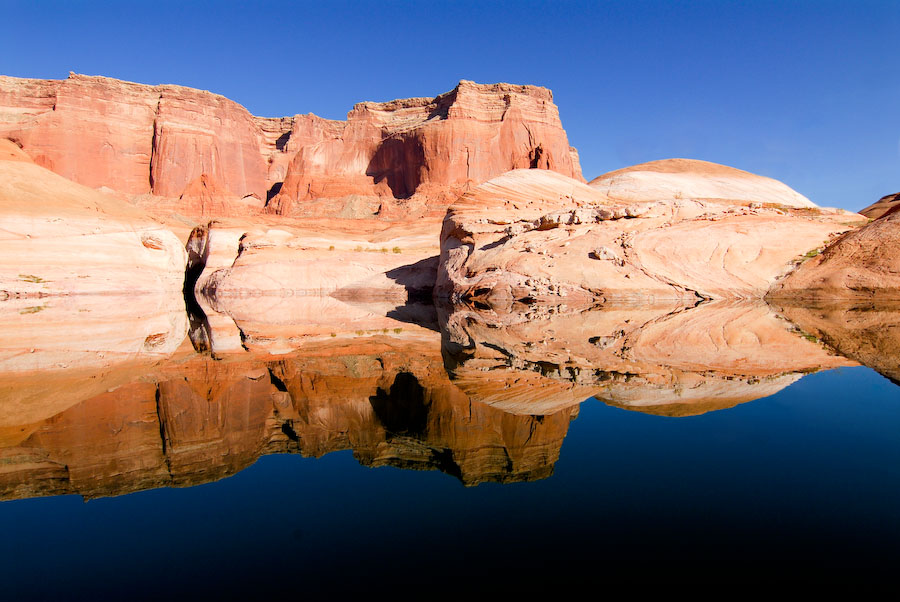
left=589, top=158, right=816, bottom=208
left=770, top=205, right=900, bottom=300
left=437, top=169, right=862, bottom=303
left=0, top=142, right=186, bottom=296
left=1, top=73, right=581, bottom=220
left=440, top=300, right=853, bottom=416
left=859, top=192, right=900, bottom=220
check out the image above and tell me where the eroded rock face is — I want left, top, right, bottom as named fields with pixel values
left=267, top=80, right=583, bottom=218
left=589, top=158, right=817, bottom=208
left=770, top=205, right=900, bottom=300
left=1, top=74, right=581, bottom=220
left=0, top=155, right=186, bottom=297
left=0, top=73, right=268, bottom=201
left=436, top=169, right=862, bottom=303
left=859, top=192, right=900, bottom=220
left=439, top=299, right=854, bottom=416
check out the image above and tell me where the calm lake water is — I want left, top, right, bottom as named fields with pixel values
left=1, top=298, right=899, bottom=595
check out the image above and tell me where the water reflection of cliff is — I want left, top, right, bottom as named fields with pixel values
left=1, top=293, right=897, bottom=501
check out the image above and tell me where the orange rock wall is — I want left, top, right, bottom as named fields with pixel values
left=0, top=74, right=582, bottom=216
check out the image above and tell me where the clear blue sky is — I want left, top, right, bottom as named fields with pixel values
left=2, top=0, right=898, bottom=211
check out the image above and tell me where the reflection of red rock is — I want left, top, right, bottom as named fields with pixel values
left=0, top=339, right=576, bottom=500
left=1, top=74, right=581, bottom=220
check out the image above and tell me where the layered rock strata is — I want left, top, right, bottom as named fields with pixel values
left=436, top=168, right=863, bottom=304
left=268, top=80, right=583, bottom=218
left=0, top=73, right=581, bottom=220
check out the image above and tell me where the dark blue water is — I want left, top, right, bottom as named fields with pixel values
left=1, top=365, right=898, bottom=596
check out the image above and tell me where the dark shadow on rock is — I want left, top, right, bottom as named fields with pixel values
left=385, top=301, right=440, bottom=332
left=384, top=255, right=439, bottom=301
left=365, top=135, right=424, bottom=199
left=369, top=372, right=429, bottom=436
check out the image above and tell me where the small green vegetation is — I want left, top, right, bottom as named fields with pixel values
left=803, top=249, right=820, bottom=259
left=354, top=246, right=363, bottom=252
left=379, top=248, right=388, bottom=253
left=330, top=333, right=337, bottom=338
left=328, top=245, right=335, bottom=251
left=19, top=306, right=45, bottom=314
left=355, top=330, right=365, bottom=336
left=393, top=328, right=403, bottom=334
left=18, top=274, right=46, bottom=283
left=392, top=247, right=402, bottom=254
left=802, top=333, right=818, bottom=343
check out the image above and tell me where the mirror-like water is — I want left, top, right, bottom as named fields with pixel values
left=1, top=296, right=899, bottom=593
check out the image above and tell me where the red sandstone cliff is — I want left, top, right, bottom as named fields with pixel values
left=0, top=73, right=582, bottom=219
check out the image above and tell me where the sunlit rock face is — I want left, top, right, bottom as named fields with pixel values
left=0, top=74, right=580, bottom=221
left=769, top=205, right=900, bottom=300
left=0, top=145, right=186, bottom=297
left=268, top=80, right=582, bottom=218
left=0, top=332, right=577, bottom=500
left=436, top=169, right=863, bottom=303
left=0, top=73, right=269, bottom=200
left=774, top=302, right=900, bottom=384
left=439, top=299, right=854, bottom=416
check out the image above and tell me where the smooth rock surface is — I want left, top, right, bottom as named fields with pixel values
left=589, top=158, right=816, bottom=208
left=0, top=156, right=186, bottom=296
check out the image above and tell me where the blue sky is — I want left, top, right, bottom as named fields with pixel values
left=2, top=0, right=898, bottom=211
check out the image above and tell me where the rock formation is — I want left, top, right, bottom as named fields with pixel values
left=0, top=139, right=186, bottom=297
left=769, top=204, right=900, bottom=300
left=186, top=216, right=443, bottom=303
left=589, top=158, right=816, bottom=208
left=1, top=74, right=581, bottom=221
left=267, top=80, right=583, bottom=218
left=436, top=168, right=862, bottom=304
left=859, top=192, right=900, bottom=220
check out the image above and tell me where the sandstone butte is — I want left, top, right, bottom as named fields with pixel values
left=436, top=166, right=865, bottom=305
left=0, top=73, right=581, bottom=221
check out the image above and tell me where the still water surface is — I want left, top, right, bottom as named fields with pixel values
left=1, top=298, right=899, bottom=594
